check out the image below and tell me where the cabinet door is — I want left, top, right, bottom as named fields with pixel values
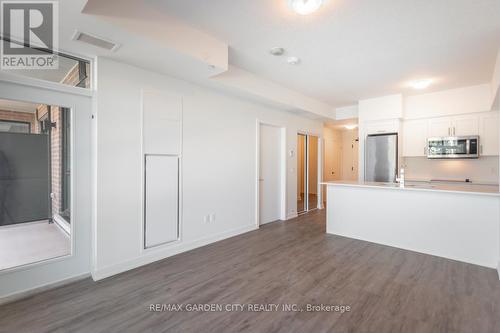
left=452, top=114, right=479, bottom=136
left=363, top=120, right=399, bottom=135
left=428, top=117, right=452, bottom=137
left=403, top=119, right=428, bottom=156
left=479, top=112, right=499, bottom=156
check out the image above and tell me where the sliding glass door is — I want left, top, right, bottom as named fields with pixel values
left=297, top=134, right=307, bottom=214
left=297, top=134, right=319, bottom=214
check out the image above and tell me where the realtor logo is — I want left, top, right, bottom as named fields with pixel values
left=1, top=1, right=58, bottom=69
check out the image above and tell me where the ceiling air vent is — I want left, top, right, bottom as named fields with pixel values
left=71, top=31, right=120, bottom=52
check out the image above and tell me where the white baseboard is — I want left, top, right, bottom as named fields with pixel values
left=497, top=261, right=500, bottom=280
left=0, top=273, right=90, bottom=306
left=286, top=212, right=298, bottom=220
left=92, top=224, right=257, bottom=281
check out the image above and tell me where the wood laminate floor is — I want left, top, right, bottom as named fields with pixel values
left=1, top=210, right=500, bottom=332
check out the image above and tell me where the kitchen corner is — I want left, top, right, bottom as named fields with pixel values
left=323, top=84, right=500, bottom=272
left=323, top=180, right=500, bottom=269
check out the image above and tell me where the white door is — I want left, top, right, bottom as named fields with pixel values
left=259, top=124, right=282, bottom=225
left=341, top=130, right=358, bottom=180
left=403, top=119, right=428, bottom=156
left=352, top=135, right=359, bottom=180
left=452, top=114, right=479, bottom=136
left=324, top=139, right=340, bottom=181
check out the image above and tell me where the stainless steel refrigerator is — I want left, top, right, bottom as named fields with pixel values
left=365, top=133, right=398, bottom=183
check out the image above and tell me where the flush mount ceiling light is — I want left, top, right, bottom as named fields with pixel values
left=409, top=79, right=433, bottom=90
left=270, top=47, right=285, bottom=56
left=289, top=0, right=324, bottom=15
left=287, top=56, right=301, bottom=65
left=344, top=124, right=358, bottom=130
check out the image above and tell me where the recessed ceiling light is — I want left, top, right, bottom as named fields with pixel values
left=289, top=0, right=324, bottom=15
left=409, top=79, right=433, bottom=90
left=287, top=56, right=300, bottom=65
left=344, top=124, right=358, bottom=130
left=270, top=47, right=285, bottom=56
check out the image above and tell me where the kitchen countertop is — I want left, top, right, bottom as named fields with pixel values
left=321, top=180, right=500, bottom=196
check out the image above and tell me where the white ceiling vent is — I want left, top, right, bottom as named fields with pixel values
left=71, top=31, right=120, bottom=52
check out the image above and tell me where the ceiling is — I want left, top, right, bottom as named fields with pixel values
left=144, top=0, right=500, bottom=107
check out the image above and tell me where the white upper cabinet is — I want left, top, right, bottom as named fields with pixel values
left=452, top=114, right=479, bottom=136
left=403, top=111, right=498, bottom=157
left=479, top=112, right=499, bottom=156
left=403, top=119, right=428, bottom=156
left=428, top=114, right=479, bottom=137
left=363, top=119, right=399, bottom=135
left=428, top=117, right=452, bottom=137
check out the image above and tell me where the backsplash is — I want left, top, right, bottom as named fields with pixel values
left=402, top=156, right=499, bottom=184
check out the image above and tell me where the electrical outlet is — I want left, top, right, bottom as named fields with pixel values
left=209, top=213, right=216, bottom=223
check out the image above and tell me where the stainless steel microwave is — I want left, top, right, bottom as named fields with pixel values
left=427, top=136, right=479, bottom=159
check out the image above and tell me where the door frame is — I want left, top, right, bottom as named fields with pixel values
left=0, top=76, right=92, bottom=301
left=255, top=120, right=287, bottom=227
left=297, top=131, right=323, bottom=212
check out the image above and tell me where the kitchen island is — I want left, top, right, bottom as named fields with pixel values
left=323, top=181, right=500, bottom=270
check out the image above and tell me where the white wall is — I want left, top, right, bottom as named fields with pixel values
left=492, top=49, right=500, bottom=111
left=404, top=84, right=492, bottom=119
left=404, top=157, right=499, bottom=184
left=335, top=105, right=358, bottom=120
left=357, top=95, right=403, bottom=181
left=492, top=49, right=500, bottom=99
left=212, top=66, right=335, bottom=119
left=341, top=129, right=359, bottom=180
left=358, top=94, right=403, bottom=121
left=93, top=57, right=323, bottom=279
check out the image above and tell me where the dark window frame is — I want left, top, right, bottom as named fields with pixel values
left=0, top=119, right=31, bottom=133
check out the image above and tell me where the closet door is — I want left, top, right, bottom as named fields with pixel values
left=145, top=155, right=179, bottom=248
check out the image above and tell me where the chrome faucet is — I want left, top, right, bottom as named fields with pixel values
left=396, top=167, right=405, bottom=187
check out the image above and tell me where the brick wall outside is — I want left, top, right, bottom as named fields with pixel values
left=0, top=62, right=83, bottom=221
left=42, top=63, right=81, bottom=219
left=0, top=110, right=36, bottom=130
